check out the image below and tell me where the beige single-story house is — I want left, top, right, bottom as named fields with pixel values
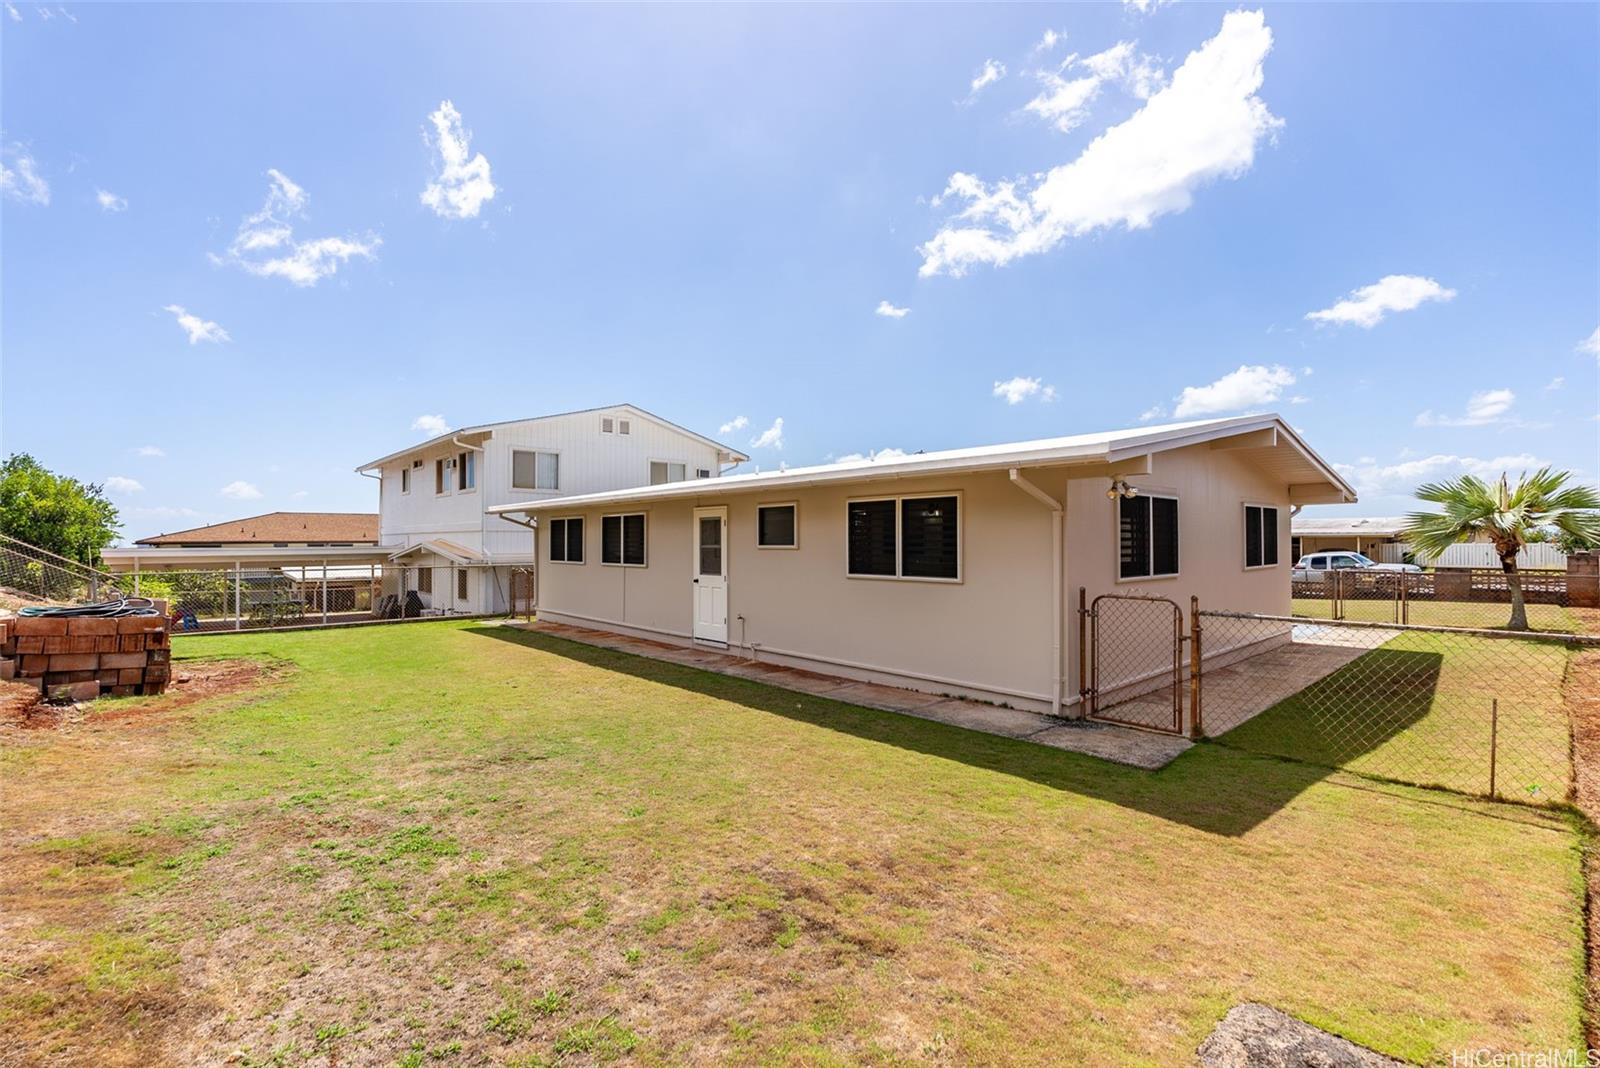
left=489, top=414, right=1356, bottom=718
left=1289, top=516, right=1408, bottom=562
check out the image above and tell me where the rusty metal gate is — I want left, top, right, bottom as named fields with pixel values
left=1079, top=590, right=1187, bottom=734
left=509, top=567, right=536, bottom=620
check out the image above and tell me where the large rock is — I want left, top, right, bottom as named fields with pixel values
left=1198, top=1004, right=1409, bottom=1067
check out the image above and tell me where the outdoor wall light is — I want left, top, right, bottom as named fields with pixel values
left=1105, top=479, right=1139, bottom=500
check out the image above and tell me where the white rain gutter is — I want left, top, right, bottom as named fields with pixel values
left=1009, top=468, right=1065, bottom=718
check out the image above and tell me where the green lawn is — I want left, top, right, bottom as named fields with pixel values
left=1293, top=596, right=1579, bottom=632
left=1220, top=631, right=1573, bottom=803
left=0, top=620, right=1586, bottom=1066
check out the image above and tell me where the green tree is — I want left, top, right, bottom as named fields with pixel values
left=0, top=453, right=121, bottom=566
left=1404, top=468, right=1600, bottom=630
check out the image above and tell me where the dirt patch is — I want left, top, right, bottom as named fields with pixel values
left=1564, top=638, right=1600, bottom=1050
left=1198, top=1003, right=1408, bottom=1066
left=1, top=659, right=268, bottom=730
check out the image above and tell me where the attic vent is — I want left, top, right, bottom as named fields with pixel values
left=601, top=417, right=614, bottom=434
left=618, top=419, right=631, bottom=435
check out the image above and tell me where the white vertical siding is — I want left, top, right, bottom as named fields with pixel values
left=375, top=407, right=729, bottom=560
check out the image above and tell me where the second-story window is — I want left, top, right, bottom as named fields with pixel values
left=457, top=451, right=476, bottom=491
left=512, top=449, right=559, bottom=491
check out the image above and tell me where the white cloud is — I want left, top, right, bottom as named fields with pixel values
left=1305, top=274, right=1455, bottom=329
left=836, top=447, right=910, bottom=464
left=291, top=490, right=310, bottom=499
left=719, top=415, right=749, bottom=435
left=135, top=445, right=165, bottom=457
left=968, top=59, right=1006, bottom=99
left=1415, top=388, right=1516, bottom=428
left=875, top=300, right=910, bottom=319
left=1172, top=364, right=1295, bottom=418
left=1335, top=452, right=1546, bottom=499
left=95, top=188, right=127, bottom=212
left=1033, top=29, right=1064, bottom=54
left=1137, top=405, right=1167, bottom=422
left=750, top=417, right=785, bottom=450
left=104, top=476, right=143, bottom=494
left=215, top=168, right=379, bottom=286
left=420, top=100, right=497, bottom=220
left=1579, top=327, right=1600, bottom=361
left=220, top=480, right=263, bottom=501
left=0, top=144, right=49, bottom=205
left=1023, top=43, right=1167, bottom=135
left=992, top=375, right=1057, bottom=405
left=162, top=304, right=230, bottom=345
left=921, top=10, right=1279, bottom=277
left=1123, top=0, right=1175, bottom=13
left=1545, top=376, right=1565, bottom=392
left=4, top=3, right=20, bottom=21
left=412, top=414, right=449, bottom=437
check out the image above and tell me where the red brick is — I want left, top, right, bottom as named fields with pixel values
left=20, top=655, right=48, bottom=675
left=116, top=617, right=148, bottom=634
left=117, top=668, right=144, bottom=685
left=133, top=616, right=166, bottom=633
left=147, top=648, right=171, bottom=665
left=119, top=634, right=145, bottom=653
left=15, top=636, right=43, bottom=655
left=66, top=617, right=118, bottom=637
left=98, top=652, right=147, bottom=670
left=96, top=670, right=120, bottom=687
left=144, top=665, right=170, bottom=684
left=67, top=635, right=98, bottom=654
left=42, top=637, right=69, bottom=655
left=48, top=653, right=98, bottom=672
left=143, top=680, right=168, bottom=695
left=15, top=617, right=68, bottom=637
left=110, top=685, right=137, bottom=697
left=0, top=659, right=13, bottom=681
left=144, top=630, right=169, bottom=649
left=96, top=636, right=120, bottom=652
left=66, top=680, right=100, bottom=702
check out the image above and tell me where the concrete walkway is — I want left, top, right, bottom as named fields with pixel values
left=502, top=620, right=1193, bottom=770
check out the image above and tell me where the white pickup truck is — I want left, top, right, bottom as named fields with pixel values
left=1292, top=551, right=1422, bottom=581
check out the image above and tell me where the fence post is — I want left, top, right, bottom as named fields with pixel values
left=1189, top=595, right=1203, bottom=740
left=1077, top=587, right=1090, bottom=713
left=1488, top=698, right=1498, bottom=800
left=233, top=563, right=242, bottom=631
left=321, top=560, right=329, bottom=626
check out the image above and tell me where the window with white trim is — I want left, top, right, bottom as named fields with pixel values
left=601, top=417, right=614, bottom=434
left=618, top=419, right=631, bottom=435
left=548, top=517, right=585, bottom=563
left=1119, top=494, right=1178, bottom=579
left=1244, top=504, right=1280, bottom=568
left=846, top=495, right=959, bottom=580
left=457, top=568, right=468, bottom=601
left=435, top=457, right=452, bottom=496
left=695, top=468, right=712, bottom=479
left=601, top=513, right=647, bottom=566
left=457, top=451, right=475, bottom=491
left=757, top=503, right=797, bottom=548
left=400, top=466, right=410, bottom=494
left=418, top=566, right=433, bottom=594
left=512, top=449, right=559, bottom=491
left=649, top=461, right=686, bottom=485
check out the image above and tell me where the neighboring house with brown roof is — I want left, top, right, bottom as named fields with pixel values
left=134, top=512, right=380, bottom=548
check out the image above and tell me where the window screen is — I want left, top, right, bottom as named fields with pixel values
left=1244, top=505, right=1280, bottom=568
left=698, top=516, right=722, bottom=576
left=900, top=496, right=958, bottom=579
left=549, top=518, right=584, bottom=563
left=512, top=450, right=559, bottom=491
left=757, top=504, right=797, bottom=548
left=602, top=514, right=646, bottom=565
left=649, top=461, right=687, bottom=485
left=1120, top=495, right=1178, bottom=578
left=418, top=566, right=432, bottom=594
left=457, top=451, right=475, bottom=490
left=457, top=569, right=468, bottom=600
left=847, top=500, right=897, bottom=576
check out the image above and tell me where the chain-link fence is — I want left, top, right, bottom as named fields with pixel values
left=0, top=534, right=127, bottom=609
left=1292, top=567, right=1576, bottom=632
left=1, top=534, right=522, bottom=633
left=1198, top=609, right=1588, bottom=806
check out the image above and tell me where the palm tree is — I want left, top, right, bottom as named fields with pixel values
left=1403, top=468, right=1600, bottom=630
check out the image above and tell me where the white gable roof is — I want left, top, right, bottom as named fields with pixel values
left=489, top=413, right=1355, bottom=515
left=355, top=403, right=748, bottom=471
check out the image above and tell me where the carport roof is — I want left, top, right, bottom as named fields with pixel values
left=490, top=413, right=1356, bottom=516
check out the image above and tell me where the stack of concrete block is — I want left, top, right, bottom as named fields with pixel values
left=0, top=613, right=171, bottom=703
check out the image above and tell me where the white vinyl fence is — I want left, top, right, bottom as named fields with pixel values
left=1372, top=542, right=1569, bottom=570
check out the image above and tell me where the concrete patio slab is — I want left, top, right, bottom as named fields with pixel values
left=503, top=620, right=1192, bottom=770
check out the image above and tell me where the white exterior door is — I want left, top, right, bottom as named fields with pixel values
left=692, top=506, right=728, bottom=644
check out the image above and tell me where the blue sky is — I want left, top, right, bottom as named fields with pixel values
left=2, top=2, right=1596, bottom=542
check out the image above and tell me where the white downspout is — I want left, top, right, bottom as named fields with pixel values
left=1009, top=468, right=1065, bottom=718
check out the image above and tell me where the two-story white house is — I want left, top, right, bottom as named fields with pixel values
left=356, top=404, right=747, bottom=615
